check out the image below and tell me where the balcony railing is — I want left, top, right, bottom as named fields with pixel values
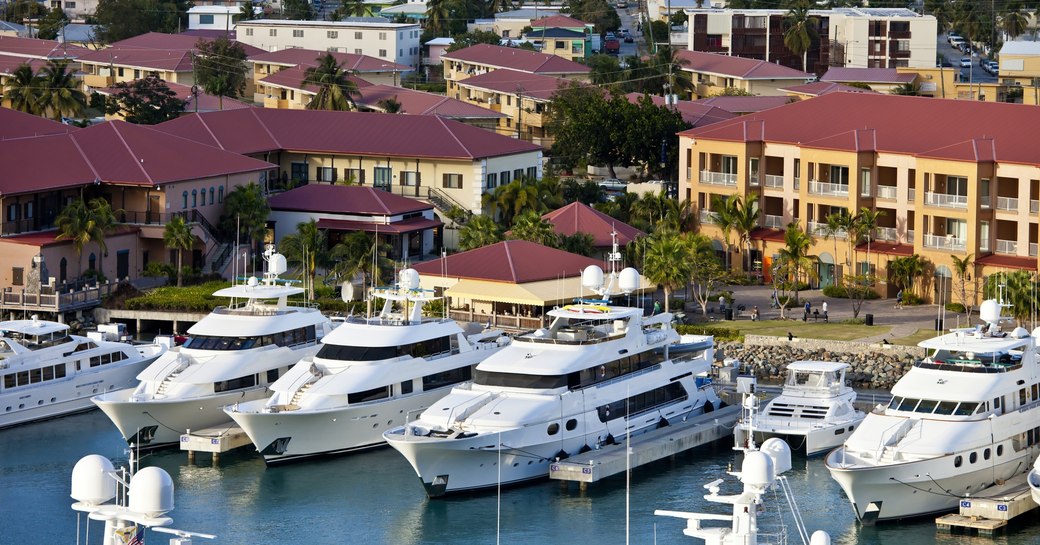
left=876, top=185, right=897, bottom=200
left=764, top=214, right=783, bottom=228
left=924, top=192, right=968, bottom=208
left=996, top=239, right=1018, bottom=254
left=808, top=180, right=849, bottom=197
left=980, top=195, right=991, bottom=208
left=749, top=174, right=760, bottom=186
left=875, top=226, right=898, bottom=241
left=807, top=221, right=846, bottom=238
left=764, top=174, right=784, bottom=188
left=907, top=230, right=915, bottom=244
left=996, top=196, right=1019, bottom=211
left=794, top=177, right=800, bottom=190
left=923, top=234, right=967, bottom=251
left=700, top=170, right=737, bottom=186
left=908, top=188, right=916, bottom=202
left=699, top=210, right=719, bottom=224
left=1031, top=243, right=1039, bottom=257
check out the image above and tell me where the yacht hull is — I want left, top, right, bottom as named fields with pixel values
left=92, top=387, right=270, bottom=449
left=735, top=420, right=860, bottom=456
left=1029, top=468, right=1040, bottom=505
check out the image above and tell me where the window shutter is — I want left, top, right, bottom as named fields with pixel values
left=332, top=168, right=338, bottom=182
left=360, top=170, right=366, bottom=184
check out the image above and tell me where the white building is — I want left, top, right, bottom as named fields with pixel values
left=187, top=6, right=241, bottom=31
left=236, top=18, right=422, bottom=68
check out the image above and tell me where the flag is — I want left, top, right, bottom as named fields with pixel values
left=116, top=526, right=144, bottom=545
left=127, top=527, right=144, bottom=545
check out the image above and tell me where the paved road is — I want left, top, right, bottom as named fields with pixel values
left=937, top=32, right=997, bottom=85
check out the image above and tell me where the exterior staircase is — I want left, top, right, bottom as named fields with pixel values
left=290, top=381, right=315, bottom=407
left=426, top=188, right=472, bottom=224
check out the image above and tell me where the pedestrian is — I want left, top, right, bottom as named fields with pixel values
left=751, top=305, right=759, bottom=321
left=653, top=300, right=661, bottom=315
left=822, top=300, right=828, bottom=322
left=803, top=300, right=811, bottom=321
left=896, top=289, right=903, bottom=309
left=771, top=289, right=779, bottom=309
left=718, top=295, right=726, bottom=311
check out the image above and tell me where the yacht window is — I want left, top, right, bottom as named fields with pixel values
left=934, top=401, right=958, bottom=415
left=547, top=423, right=559, bottom=435
left=984, top=448, right=991, bottom=460
left=400, top=380, right=413, bottom=395
left=895, top=397, right=920, bottom=412
left=474, top=370, right=567, bottom=390
left=998, top=444, right=1004, bottom=456
left=915, top=399, right=938, bottom=413
left=597, top=383, right=688, bottom=422
left=56, top=364, right=66, bottom=379
left=954, top=455, right=962, bottom=467
left=969, top=452, right=977, bottom=464
left=42, top=366, right=54, bottom=380
left=953, top=402, right=978, bottom=416
left=3, top=373, right=15, bottom=388
left=888, top=396, right=902, bottom=410
left=566, top=419, right=577, bottom=431
left=422, top=367, right=472, bottom=391
left=266, top=368, right=280, bottom=383
left=570, top=353, right=664, bottom=389
left=1020, top=388, right=1028, bottom=406
left=318, top=344, right=396, bottom=361
left=30, top=369, right=41, bottom=383
left=347, top=385, right=390, bottom=404
left=214, top=373, right=258, bottom=393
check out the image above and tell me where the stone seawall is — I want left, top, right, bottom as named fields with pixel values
left=717, top=335, right=928, bottom=390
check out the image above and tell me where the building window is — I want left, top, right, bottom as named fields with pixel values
left=354, top=48, right=362, bottom=54
left=199, top=14, right=214, bottom=24
left=218, top=186, right=224, bottom=203
left=355, top=31, right=362, bottom=39
left=246, top=28, right=253, bottom=36
left=317, top=166, right=337, bottom=182
left=182, top=191, right=188, bottom=209
left=513, top=168, right=524, bottom=181
left=555, top=40, right=565, bottom=49
left=486, top=172, right=498, bottom=189
left=373, top=166, right=392, bottom=189
left=830, top=165, right=849, bottom=186
left=293, top=29, right=304, bottom=38
left=23, top=201, right=32, bottom=219
left=269, top=29, right=277, bottom=36
left=209, top=187, right=215, bottom=205
left=290, top=162, right=308, bottom=183
left=117, top=67, right=124, bottom=77
left=500, top=170, right=510, bottom=184
left=860, top=169, right=871, bottom=196
left=64, top=1, right=75, bottom=7
left=442, top=173, right=462, bottom=189
left=526, top=166, right=536, bottom=180
left=12, top=267, right=23, bottom=287
left=344, top=168, right=363, bottom=184
left=192, top=189, right=197, bottom=207
left=401, top=171, right=419, bottom=186
left=379, top=32, right=386, bottom=40
left=379, top=49, right=387, bottom=57
left=327, top=31, right=338, bottom=39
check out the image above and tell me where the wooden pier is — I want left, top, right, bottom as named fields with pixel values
left=180, top=425, right=253, bottom=464
left=935, top=474, right=1038, bottom=536
left=549, top=404, right=740, bottom=488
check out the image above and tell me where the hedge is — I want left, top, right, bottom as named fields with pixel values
left=822, top=284, right=881, bottom=299
left=675, top=324, right=743, bottom=343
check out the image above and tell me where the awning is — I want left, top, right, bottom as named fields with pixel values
left=445, top=276, right=654, bottom=307
left=316, top=216, right=442, bottom=234
left=976, top=253, right=1037, bottom=271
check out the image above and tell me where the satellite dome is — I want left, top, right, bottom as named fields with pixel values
left=760, top=438, right=792, bottom=475
left=71, top=455, right=116, bottom=506
left=1012, top=327, right=1029, bottom=339
left=618, top=267, right=640, bottom=293
left=128, top=466, right=174, bottom=517
left=398, top=269, right=420, bottom=291
left=979, top=300, right=1000, bottom=323
left=268, top=253, right=288, bottom=276
left=247, top=276, right=259, bottom=287
left=582, top=266, right=604, bottom=290
left=741, top=450, right=775, bottom=487
left=809, top=530, right=832, bottom=545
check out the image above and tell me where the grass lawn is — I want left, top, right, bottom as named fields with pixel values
left=888, top=328, right=938, bottom=346
left=700, top=318, right=879, bottom=342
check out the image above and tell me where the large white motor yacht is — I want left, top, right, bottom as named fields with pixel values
left=0, top=317, right=165, bottom=428
left=384, top=250, right=722, bottom=497
left=1028, top=456, right=1040, bottom=506
left=734, top=361, right=865, bottom=456
left=92, top=247, right=336, bottom=449
left=826, top=299, right=1040, bottom=523
left=225, top=269, right=511, bottom=464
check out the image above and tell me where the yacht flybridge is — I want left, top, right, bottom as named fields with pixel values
left=385, top=238, right=722, bottom=497
left=225, top=269, right=511, bottom=464
left=92, top=246, right=336, bottom=449
left=826, top=299, right=1040, bottom=523
left=0, top=317, right=165, bottom=429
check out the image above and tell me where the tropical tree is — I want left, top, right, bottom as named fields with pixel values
left=687, top=234, right=728, bottom=316
left=339, top=0, right=374, bottom=16
left=4, top=63, right=42, bottom=115
left=890, top=81, right=922, bottom=96
left=219, top=182, right=270, bottom=249
left=731, top=193, right=760, bottom=275
left=279, top=219, right=327, bottom=299
left=508, top=210, right=558, bottom=247
left=86, top=198, right=119, bottom=277
left=194, top=37, right=248, bottom=110
left=94, top=0, right=183, bottom=43
left=854, top=207, right=885, bottom=279
left=303, top=53, right=360, bottom=111
left=163, top=215, right=195, bottom=287
left=984, top=271, right=1038, bottom=328
left=924, top=0, right=954, bottom=33
left=282, top=0, right=313, bottom=19
left=458, top=215, right=503, bottom=251
left=377, top=97, right=403, bottom=113
left=330, top=231, right=377, bottom=287
left=820, top=210, right=848, bottom=287
left=889, top=254, right=927, bottom=298
left=546, top=84, right=628, bottom=177
left=642, top=231, right=692, bottom=313
left=710, top=194, right=740, bottom=270
left=105, top=75, right=186, bottom=124
left=783, top=0, right=820, bottom=72
left=482, top=179, right=543, bottom=227
left=37, top=60, right=86, bottom=121
left=999, top=3, right=1029, bottom=42
left=951, top=253, right=975, bottom=320
left=35, top=6, right=68, bottom=40
left=55, top=199, right=93, bottom=279
left=776, top=222, right=817, bottom=304
left=445, top=30, right=502, bottom=52
left=425, top=0, right=451, bottom=36
left=559, top=232, right=596, bottom=257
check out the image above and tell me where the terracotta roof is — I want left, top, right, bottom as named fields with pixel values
left=779, top=81, right=877, bottom=96
left=976, top=253, right=1037, bottom=271
left=249, top=48, right=410, bottom=71
left=855, top=241, right=914, bottom=257
left=0, top=35, right=87, bottom=59
left=443, top=44, right=591, bottom=75
left=156, top=108, right=542, bottom=159
left=696, top=95, right=794, bottom=114
left=357, top=85, right=504, bottom=118
left=108, top=32, right=265, bottom=57
left=530, top=15, right=589, bottom=28
left=749, top=227, right=786, bottom=242
left=100, top=80, right=253, bottom=112
left=269, top=184, right=433, bottom=215
left=526, top=28, right=586, bottom=39
left=0, top=225, right=139, bottom=247
left=315, top=217, right=442, bottom=234
left=0, top=107, right=77, bottom=139
left=682, top=92, right=1040, bottom=166
left=412, top=240, right=601, bottom=283
left=676, top=50, right=811, bottom=80
left=258, top=65, right=374, bottom=94
left=541, top=202, right=644, bottom=247
left=78, top=46, right=194, bottom=72
left=624, top=93, right=736, bottom=127
left=821, top=67, right=916, bottom=84
left=0, top=53, right=47, bottom=75
left=455, top=69, right=572, bottom=100
left=0, top=121, right=274, bottom=196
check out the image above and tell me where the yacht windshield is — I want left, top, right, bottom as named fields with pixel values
left=317, top=336, right=451, bottom=362
left=183, top=325, right=317, bottom=350
left=888, top=396, right=983, bottom=415
left=473, top=370, right=567, bottom=390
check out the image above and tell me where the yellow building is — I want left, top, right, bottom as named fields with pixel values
left=442, top=43, right=590, bottom=96
left=680, top=92, right=1040, bottom=304
left=676, top=50, right=814, bottom=99
left=77, top=45, right=194, bottom=92
left=453, top=68, right=571, bottom=148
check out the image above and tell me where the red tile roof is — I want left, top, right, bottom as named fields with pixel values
left=108, top=32, right=266, bottom=57
left=412, top=240, right=601, bottom=283
left=78, top=46, right=194, bottom=72
left=0, top=121, right=273, bottom=196
left=443, top=44, right=590, bottom=75
left=0, top=35, right=87, bottom=59
left=779, top=81, right=877, bottom=96
left=750, top=227, right=786, bottom=242
left=156, top=108, right=542, bottom=159
left=0, top=225, right=139, bottom=247
left=695, top=96, right=794, bottom=114
left=624, top=93, right=736, bottom=127
left=682, top=92, right=1040, bottom=166
left=316, top=217, right=442, bottom=234
left=976, top=253, right=1037, bottom=271
left=101, top=80, right=253, bottom=112
left=249, top=48, right=409, bottom=71
left=855, top=241, right=914, bottom=257
left=455, top=69, right=572, bottom=100
left=0, top=53, right=47, bottom=75
left=357, top=85, right=504, bottom=118
left=821, top=67, right=916, bottom=84
left=0, top=107, right=76, bottom=139
left=258, top=65, right=374, bottom=94
left=270, top=184, right=433, bottom=215
left=530, top=15, right=589, bottom=28
left=541, top=202, right=644, bottom=247
left=676, top=50, right=811, bottom=79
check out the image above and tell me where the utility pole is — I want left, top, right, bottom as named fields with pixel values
left=515, top=87, right=523, bottom=140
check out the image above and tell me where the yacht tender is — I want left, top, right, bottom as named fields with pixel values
left=385, top=252, right=722, bottom=497
left=92, top=247, right=336, bottom=449
left=226, top=269, right=511, bottom=464
left=734, top=361, right=865, bottom=456
left=0, top=317, right=165, bottom=428
left=825, top=299, right=1040, bottom=523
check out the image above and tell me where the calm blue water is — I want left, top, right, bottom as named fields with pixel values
left=4, top=410, right=1040, bottom=545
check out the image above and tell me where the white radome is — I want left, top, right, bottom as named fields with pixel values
left=71, top=455, right=116, bottom=506
left=128, top=467, right=174, bottom=517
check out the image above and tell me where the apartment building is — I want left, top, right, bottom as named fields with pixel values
left=453, top=69, right=573, bottom=148
left=236, top=19, right=421, bottom=68
left=78, top=46, right=194, bottom=92
left=676, top=50, right=813, bottom=98
left=443, top=44, right=590, bottom=104
left=250, top=47, right=410, bottom=102
left=680, top=92, right=1039, bottom=302
left=468, top=8, right=566, bottom=40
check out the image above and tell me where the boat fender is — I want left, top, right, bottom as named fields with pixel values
left=704, top=400, right=715, bottom=413
left=579, top=444, right=592, bottom=454
left=554, top=449, right=569, bottom=461
left=658, top=417, right=669, bottom=429
left=604, top=434, right=615, bottom=446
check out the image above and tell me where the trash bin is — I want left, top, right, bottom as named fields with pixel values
left=935, top=318, right=944, bottom=331
left=865, top=313, right=874, bottom=326
left=724, top=308, right=734, bottom=321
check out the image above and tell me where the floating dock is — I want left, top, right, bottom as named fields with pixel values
left=549, top=404, right=740, bottom=487
left=935, top=474, right=1038, bottom=536
left=180, top=425, right=253, bottom=464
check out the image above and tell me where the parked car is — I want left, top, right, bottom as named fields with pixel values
left=598, top=178, right=627, bottom=191
left=616, top=1, right=628, bottom=7
left=985, top=60, right=999, bottom=74
left=960, top=57, right=971, bottom=68
left=949, top=37, right=965, bottom=49
left=947, top=32, right=962, bottom=44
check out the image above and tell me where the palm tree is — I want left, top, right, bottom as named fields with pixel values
left=776, top=222, right=816, bottom=304
left=377, top=97, right=403, bottom=112
left=303, top=53, right=360, bottom=111
left=854, top=207, right=884, bottom=279
left=951, top=253, right=975, bottom=319
left=280, top=219, right=327, bottom=299
left=1000, top=3, right=1029, bottom=42
left=425, top=0, right=451, bottom=36
left=481, top=179, right=542, bottom=226
left=559, top=232, right=596, bottom=257
left=37, top=59, right=86, bottom=121
left=889, top=254, right=926, bottom=298
left=642, top=231, right=692, bottom=313
left=4, top=63, right=43, bottom=115
left=890, top=81, right=922, bottom=96
left=458, top=215, right=503, bottom=251
left=87, top=198, right=119, bottom=278
left=163, top=215, right=195, bottom=287
left=508, top=210, right=558, bottom=247
left=820, top=211, right=848, bottom=287
left=731, top=193, right=760, bottom=275
left=55, top=199, right=93, bottom=279
left=340, top=0, right=374, bottom=16
left=783, top=1, right=819, bottom=72
left=330, top=231, right=377, bottom=287
left=710, top=194, right=740, bottom=271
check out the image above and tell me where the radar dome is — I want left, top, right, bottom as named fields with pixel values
left=341, top=281, right=356, bottom=302
left=979, top=299, right=1000, bottom=323
left=247, top=276, right=259, bottom=287
left=759, top=438, right=793, bottom=475
left=741, top=450, right=775, bottom=487
left=1012, top=327, right=1029, bottom=339
left=128, top=467, right=174, bottom=517
left=582, top=266, right=604, bottom=290
left=398, top=269, right=420, bottom=291
left=268, top=253, right=288, bottom=276
left=618, top=267, right=640, bottom=293
left=71, top=455, right=116, bottom=506
left=809, top=530, right=832, bottom=545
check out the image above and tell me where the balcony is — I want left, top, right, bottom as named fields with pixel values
left=1032, top=243, right=1039, bottom=257
left=807, top=221, right=846, bottom=238
left=980, top=195, right=991, bottom=208
left=808, top=180, right=849, bottom=197
left=996, top=196, right=1019, bottom=211
left=263, top=96, right=289, bottom=109
left=876, top=185, right=897, bottom=200
left=83, top=73, right=114, bottom=89
left=996, top=239, right=1017, bottom=254
left=924, top=192, right=968, bottom=208
left=875, top=226, right=898, bottom=241
left=764, top=214, right=783, bottom=228
left=908, top=188, right=916, bottom=201
left=923, top=234, right=967, bottom=252
left=907, top=230, right=915, bottom=244
left=764, top=174, right=784, bottom=188
left=700, top=170, right=737, bottom=186
left=699, top=210, right=719, bottom=224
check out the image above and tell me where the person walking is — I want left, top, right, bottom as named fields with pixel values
left=803, top=300, right=811, bottom=321
left=751, top=305, right=760, bottom=321
left=896, top=289, right=903, bottom=310
left=822, top=300, right=828, bottom=322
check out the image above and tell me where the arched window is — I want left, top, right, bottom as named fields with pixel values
left=209, top=187, right=215, bottom=205
left=192, top=189, right=197, bottom=208
left=182, top=191, right=188, bottom=209
left=218, top=186, right=224, bottom=203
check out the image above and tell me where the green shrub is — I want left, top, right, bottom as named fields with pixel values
left=945, top=302, right=966, bottom=313
left=143, top=262, right=174, bottom=279
left=821, top=285, right=880, bottom=299
left=676, top=324, right=742, bottom=343
left=82, top=269, right=107, bottom=283
left=903, top=292, right=925, bottom=305
left=314, top=284, right=337, bottom=299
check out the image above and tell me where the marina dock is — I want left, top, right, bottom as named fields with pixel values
left=549, top=404, right=740, bottom=487
left=180, top=425, right=253, bottom=463
left=935, top=474, right=1038, bottom=536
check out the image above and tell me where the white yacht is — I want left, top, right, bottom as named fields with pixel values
left=384, top=255, right=723, bottom=497
left=1029, top=456, right=1040, bottom=505
left=225, top=269, right=511, bottom=464
left=0, top=317, right=165, bottom=429
left=825, top=299, right=1040, bottom=523
left=92, top=247, right=336, bottom=449
left=734, top=361, right=865, bottom=456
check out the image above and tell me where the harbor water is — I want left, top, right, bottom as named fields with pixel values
left=4, top=410, right=1040, bottom=545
